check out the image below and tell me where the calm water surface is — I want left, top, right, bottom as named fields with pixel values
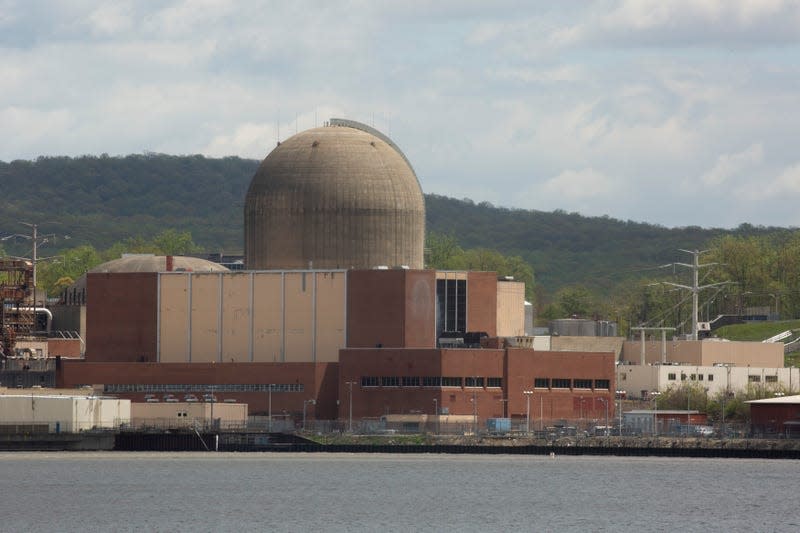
left=0, top=452, right=796, bottom=532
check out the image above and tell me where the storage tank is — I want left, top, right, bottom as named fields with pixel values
left=244, top=119, right=425, bottom=270
left=550, top=318, right=597, bottom=337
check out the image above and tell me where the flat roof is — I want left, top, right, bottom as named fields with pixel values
left=746, top=394, right=800, bottom=405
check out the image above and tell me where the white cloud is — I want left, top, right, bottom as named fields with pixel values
left=542, top=168, right=618, bottom=199
left=2, top=1, right=800, bottom=228
left=700, top=143, right=764, bottom=187
left=738, top=162, right=800, bottom=201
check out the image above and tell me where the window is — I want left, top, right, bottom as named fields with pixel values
left=594, top=379, right=610, bottom=390
left=422, top=376, right=442, bottom=387
left=668, top=373, right=676, bottom=381
left=381, top=376, right=400, bottom=387
left=465, top=377, right=484, bottom=387
left=441, top=377, right=463, bottom=387
left=681, top=373, right=687, bottom=381
left=487, top=377, right=502, bottom=388
left=707, top=374, right=714, bottom=382
left=552, top=378, right=571, bottom=389
left=574, top=379, right=592, bottom=389
left=534, top=378, right=549, bottom=388
left=690, top=374, right=696, bottom=381
left=766, top=375, right=778, bottom=383
left=402, top=376, right=420, bottom=387
left=748, top=375, right=761, bottom=383
left=361, top=376, right=379, bottom=387
left=698, top=374, right=704, bottom=381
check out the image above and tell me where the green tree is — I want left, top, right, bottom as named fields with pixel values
left=556, top=285, right=597, bottom=318
left=425, top=232, right=464, bottom=270
left=654, top=382, right=709, bottom=413
left=37, top=245, right=102, bottom=296
left=151, top=229, right=201, bottom=256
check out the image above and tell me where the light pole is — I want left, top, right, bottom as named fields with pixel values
left=523, top=390, right=533, bottom=434
left=472, top=389, right=478, bottom=435
left=268, top=384, right=272, bottom=432
left=345, top=381, right=355, bottom=432
left=303, top=399, right=316, bottom=431
left=598, top=397, right=609, bottom=438
left=433, top=398, right=438, bottom=435
left=539, top=395, right=544, bottom=431
left=651, top=393, right=660, bottom=437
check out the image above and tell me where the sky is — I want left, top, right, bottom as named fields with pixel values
left=2, top=0, right=800, bottom=229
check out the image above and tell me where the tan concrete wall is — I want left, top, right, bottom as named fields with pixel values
left=496, top=281, right=525, bottom=337
left=131, top=401, right=247, bottom=428
left=252, top=273, right=283, bottom=362
left=698, top=341, right=783, bottom=367
left=158, top=271, right=347, bottom=364
left=314, top=272, right=346, bottom=362
left=284, top=273, right=313, bottom=362
left=190, top=274, right=221, bottom=363
left=221, top=273, right=251, bottom=362
left=621, top=340, right=783, bottom=367
left=160, top=274, right=189, bottom=362
left=552, top=336, right=625, bottom=360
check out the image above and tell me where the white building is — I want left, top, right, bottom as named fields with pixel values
left=0, top=394, right=130, bottom=432
left=617, top=364, right=800, bottom=399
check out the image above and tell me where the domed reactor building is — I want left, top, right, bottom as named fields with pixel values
left=56, top=118, right=610, bottom=429
left=245, top=118, right=425, bottom=270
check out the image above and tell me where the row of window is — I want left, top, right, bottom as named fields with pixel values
left=533, top=378, right=610, bottom=390
left=103, top=383, right=304, bottom=393
left=749, top=375, right=778, bottom=383
left=360, top=376, right=503, bottom=388
left=665, top=372, right=779, bottom=384
left=667, top=373, right=715, bottom=382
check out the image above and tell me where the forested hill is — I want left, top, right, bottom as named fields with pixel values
left=0, top=154, right=791, bottom=293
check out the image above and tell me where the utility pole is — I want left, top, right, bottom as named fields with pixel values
left=662, top=249, right=729, bottom=341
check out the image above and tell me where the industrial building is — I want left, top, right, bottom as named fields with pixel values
left=0, top=391, right=130, bottom=432
left=747, top=395, right=800, bottom=437
left=50, top=119, right=618, bottom=426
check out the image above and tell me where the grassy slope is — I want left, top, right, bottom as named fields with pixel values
left=715, top=321, right=800, bottom=367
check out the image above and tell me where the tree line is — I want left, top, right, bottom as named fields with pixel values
left=3, top=154, right=799, bottom=331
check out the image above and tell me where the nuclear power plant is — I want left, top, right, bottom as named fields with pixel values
left=10, top=119, right=617, bottom=428
left=245, top=119, right=425, bottom=270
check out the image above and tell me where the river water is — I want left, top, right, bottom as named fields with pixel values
left=0, top=452, right=796, bottom=532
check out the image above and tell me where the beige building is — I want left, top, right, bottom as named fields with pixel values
left=158, top=270, right=347, bottom=363
left=621, top=339, right=783, bottom=368
left=496, top=280, right=525, bottom=336
left=0, top=393, right=130, bottom=432
left=130, top=401, right=248, bottom=430
left=617, top=364, right=800, bottom=399
left=155, top=270, right=524, bottom=364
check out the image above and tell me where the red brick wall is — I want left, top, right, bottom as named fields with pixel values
left=347, top=270, right=406, bottom=348
left=48, top=338, right=82, bottom=357
left=85, top=273, right=158, bottom=362
left=506, top=349, right=616, bottom=421
left=338, top=347, right=616, bottom=422
left=58, top=360, right=339, bottom=419
left=404, top=270, right=436, bottom=348
left=466, top=272, right=497, bottom=336
left=750, top=403, right=800, bottom=434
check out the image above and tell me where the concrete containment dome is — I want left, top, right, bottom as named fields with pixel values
left=89, top=254, right=229, bottom=273
left=244, top=119, right=425, bottom=270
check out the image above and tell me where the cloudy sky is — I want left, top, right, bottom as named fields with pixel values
left=2, top=1, right=800, bottom=229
